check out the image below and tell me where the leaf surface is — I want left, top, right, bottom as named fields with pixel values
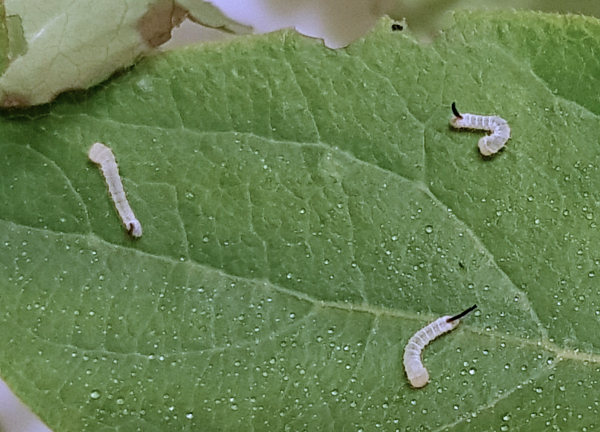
left=1, top=11, right=600, bottom=431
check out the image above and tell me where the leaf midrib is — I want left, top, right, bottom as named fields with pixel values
left=3, top=212, right=598, bottom=366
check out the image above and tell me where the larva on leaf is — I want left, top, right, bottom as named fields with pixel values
left=403, top=304, right=477, bottom=388
left=450, top=102, right=511, bottom=156
left=88, top=142, right=142, bottom=238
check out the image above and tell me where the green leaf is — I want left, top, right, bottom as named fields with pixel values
left=0, top=0, right=250, bottom=107
left=1, top=10, right=600, bottom=431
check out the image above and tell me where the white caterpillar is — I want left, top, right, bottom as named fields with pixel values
left=88, top=142, right=142, bottom=238
left=450, top=102, right=511, bottom=156
left=403, top=305, right=477, bottom=388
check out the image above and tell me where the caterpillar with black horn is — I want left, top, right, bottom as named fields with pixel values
left=403, top=305, right=477, bottom=388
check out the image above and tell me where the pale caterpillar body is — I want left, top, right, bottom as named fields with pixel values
left=403, top=305, right=477, bottom=388
left=450, top=102, right=511, bottom=156
left=88, top=142, right=142, bottom=238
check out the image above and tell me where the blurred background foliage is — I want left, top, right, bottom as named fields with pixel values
left=388, top=0, right=600, bottom=41
left=3, top=1, right=600, bottom=431
left=169, top=0, right=600, bottom=49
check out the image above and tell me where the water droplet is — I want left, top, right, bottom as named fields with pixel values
left=90, top=390, right=101, bottom=400
left=425, top=225, right=433, bottom=234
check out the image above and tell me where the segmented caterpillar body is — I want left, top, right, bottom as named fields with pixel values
left=450, top=103, right=510, bottom=156
left=88, top=142, right=142, bottom=238
left=403, top=305, right=477, bottom=388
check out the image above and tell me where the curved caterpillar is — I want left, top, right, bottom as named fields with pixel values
left=450, top=102, right=511, bottom=156
left=403, top=304, right=477, bottom=388
left=88, top=142, right=142, bottom=238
